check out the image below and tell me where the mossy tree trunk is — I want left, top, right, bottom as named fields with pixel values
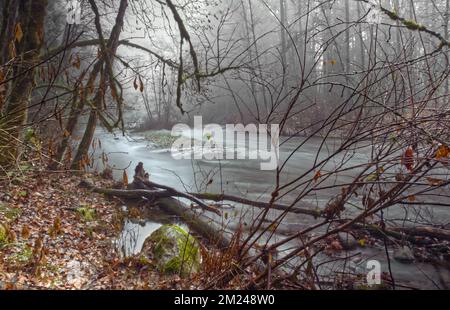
left=0, top=0, right=48, bottom=169
left=0, top=0, right=19, bottom=113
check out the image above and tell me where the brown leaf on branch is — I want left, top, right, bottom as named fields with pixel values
left=401, top=147, right=415, bottom=171
left=139, top=76, right=144, bottom=92
left=407, top=195, right=416, bottom=202
left=123, top=170, right=128, bottom=187
left=313, top=170, right=322, bottom=183
left=435, top=145, right=450, bottom=160
left=426, top=177, right=445, bottom=186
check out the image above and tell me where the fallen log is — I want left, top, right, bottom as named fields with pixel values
left=392, top=226, right=450, bottom=242
left=191, top=192, right=322, bottom=218
left=138, top=177, right=322, bottom=217
left=136, top=178, right=322, bottom=218
left=135, top=178, right=222, bottom=216
left=80, top=179, right=221, bottom=215
left=156, top=197, right=232, bottom=249
left=79, top=179, right=230, bottom=248
left=349, top=223, right=450, bottom=244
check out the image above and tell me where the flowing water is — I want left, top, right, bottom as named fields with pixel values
left=92, top=128, right=450, bottom=289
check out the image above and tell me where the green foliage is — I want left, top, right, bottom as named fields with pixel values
left=76, top=206, right=96, bottom=221
left=143, top=131, right=179, bottom=148
left=6, top=243, right=33, bottom=265
left=199, top=192, right=221, bottom=200
left=137, top=254, right=152, bottom=266
left=403, top=19, right=425, bottom=31
left=0, top=223, right=7, bottom=245
left=24, top=128, right=36, bottom=143
left=0, top=203, right=22, bottom=221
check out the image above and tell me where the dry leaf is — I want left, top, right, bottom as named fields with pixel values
left=139, top=76, right=144, bottom=92
left=15, top=23, right=23, bottom=43
left=435, top=145, right=450, bottom=160
left=21, top=225, right=31, bottom=239
left=426, top=177, right=445, bottom=186
left=123, top=170, right=129, bottom=187
left=313, top=170, right=322, bottom=183
left=401, top=147, right=414, bottom=171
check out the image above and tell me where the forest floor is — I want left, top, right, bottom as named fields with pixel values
left=0, top=165, right=205, bottom=289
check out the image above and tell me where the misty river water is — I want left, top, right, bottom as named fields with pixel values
left=92, top=128, right=450, bottom=289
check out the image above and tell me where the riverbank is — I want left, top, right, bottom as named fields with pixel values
left=0, top=165, right=209, bottom=289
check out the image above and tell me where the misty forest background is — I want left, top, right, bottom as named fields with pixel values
left=0, top=0, right=449, bottom=290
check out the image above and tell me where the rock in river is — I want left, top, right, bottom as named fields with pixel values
left=142, top=224, right=201, bottom=277
left=394, top=246, right=415, bottom=264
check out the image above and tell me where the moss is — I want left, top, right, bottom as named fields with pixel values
left=138, top=254, right=152, bottom=266
left=142, top=130, right=202, bottom=149
left=199, top=193, right=222, bottom=200
left=313, top=208, right=323, bottom=219
left=384, top=10, right=399, bottom=21
left=403, top=19, right=425, bottom=31
left=147, top=224, right=201, bottom=277
left=143, top=131, right=179, bottom=148
left=76, top=206, right=96, bottom=221
left=0, top=224, right=7, bottom=245
left=24, top=128, right=36, bottom=143
left=0, top=203, right=22, bottom=221
left=6, top=243, right=33, bottom=266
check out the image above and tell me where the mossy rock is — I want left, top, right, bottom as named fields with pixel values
left=142, top=224, right=201, bottom=277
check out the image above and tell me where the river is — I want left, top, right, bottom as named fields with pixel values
left=92, top=128, right=450, bottom=289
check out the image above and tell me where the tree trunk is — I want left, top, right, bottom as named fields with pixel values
left=279, top=0, right=287, bottom=71
left=71, top=74, right=106, bottom=169
left=0, top=0, right=48, bottom=168
left=344, top=0, right=350, bottom=74
left=49, top=60, right=104, bottom=170
left=248, top=0, right=269, bottom=118
left=356, top=2, right=365, bottom=69
left=0, top=0, right=19, bottom=113
left=240, top=0, right=257, bottom=121
left=0, top=0, right=19, bottom=66
left=71, top=0, right=128, bottom=169
left=393, top=0, right=402, bottom=55
left=445, top=0, right=449, bottom=96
